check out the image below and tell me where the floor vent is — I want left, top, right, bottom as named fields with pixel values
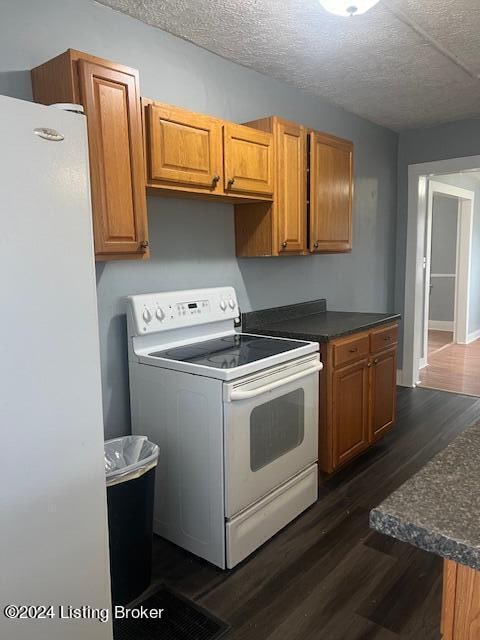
left=113, top=584, right=230, bottom=640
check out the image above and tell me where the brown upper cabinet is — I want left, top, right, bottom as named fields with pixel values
left=143, top=100, right=273, bottom=202
left=235, top=116, right=307, bottom=257
left=31, top=50, right=353, bottom=260
left=223, top=123, right=274, bottom=196
left=234, top=118, right=353, bottom=257
left=146, top=101, right=223, bottom=192
left=309, top=130, right=353, bottom=253
left=31, top=50, right=148, bottom=261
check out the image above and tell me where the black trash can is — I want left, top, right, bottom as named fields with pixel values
left=105, top=436, right=159, bottom=606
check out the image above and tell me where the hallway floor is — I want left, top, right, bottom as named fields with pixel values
left=148, top=387, right=480, bottom=639
left=426, top=329, right=453, bottom=357
left=419, top=330, right=480, bottom=396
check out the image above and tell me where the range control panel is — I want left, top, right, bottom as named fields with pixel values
left=127, top=287, right=239, bottom=335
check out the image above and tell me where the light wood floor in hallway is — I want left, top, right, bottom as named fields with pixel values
left=418, top=330, right=480, bottom=396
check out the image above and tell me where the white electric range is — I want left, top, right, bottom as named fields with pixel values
left=127, top=287, right=322, bottom=569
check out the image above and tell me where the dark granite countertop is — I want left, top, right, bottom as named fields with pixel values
left=370, top=424, right=480, bottom=571
left=243, top=300, right=400, bottom=343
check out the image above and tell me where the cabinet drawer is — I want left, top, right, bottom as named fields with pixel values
left=370, top=324, right=398, bottom=353
left=332, top=334, right=370, bottom=368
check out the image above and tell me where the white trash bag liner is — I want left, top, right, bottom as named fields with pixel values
left=105, top=436, right=159, bottom=487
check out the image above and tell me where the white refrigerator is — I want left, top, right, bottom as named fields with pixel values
left=0, top=95, right=113, bottom=640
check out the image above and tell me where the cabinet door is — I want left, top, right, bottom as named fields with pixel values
left=369, top=347, right=397, bottom=442
left=276, top=120, right=307, bottom=253
left=223, top=123, right=274, bottom=196
left=443, top=561, right=480, bottom=640
left=147, top=103, right=223, bottom=190
left=332, top=358, right=369, bottom=468
left=454, top=568, right=480, bottom=640
left=78, top=60, right=148, bottom=259
left=309, top=131, right=353, bottom=253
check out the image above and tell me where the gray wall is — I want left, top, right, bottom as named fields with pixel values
left=431, top=174, right=480, bottom=335
left=429, top=194, right=458, bottom=323
left=396, top=120, right=480, bottom=365
left=0, top=0, right=398, bottom=437
left=431, top=195, right=458, bottom=275
left=429, top=278, right=456, bottom=323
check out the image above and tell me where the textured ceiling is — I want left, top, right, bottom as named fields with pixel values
left=95, top=0, right=480, bottom=130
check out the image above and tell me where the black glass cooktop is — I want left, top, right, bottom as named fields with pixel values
left=149, top=334, right=306, bottom=370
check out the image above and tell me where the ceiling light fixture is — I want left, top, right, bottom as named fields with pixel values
left=319, top=0, right=381, bottom=16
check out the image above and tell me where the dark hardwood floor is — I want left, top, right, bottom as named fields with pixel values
left=149, top=387, right=480, bottom=639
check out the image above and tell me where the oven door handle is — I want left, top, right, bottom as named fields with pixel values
left=228, top=363, right=323, bottom=401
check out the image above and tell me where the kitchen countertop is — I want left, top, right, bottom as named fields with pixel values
left=370, top=424, right=480, bottom=571
left=242, top=300, right=400, bottom=343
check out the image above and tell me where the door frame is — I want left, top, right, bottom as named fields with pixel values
left=402, top=156, right=479, bottom=387
left=420, top=181, right=474, bottom=369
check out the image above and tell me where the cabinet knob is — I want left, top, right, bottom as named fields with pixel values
left=373, top=358, right=379, bottom=365
left=313, top=241, right=319, bottom=249
left=212, top=175, right=220, bottom=185
left=281, top=241, right=288, bottom=248
left=367, top=361, right=373, bottom=368
left=227, top=178, right=236, bottom=188
left=384, top=335, right=392, bottom=341
left=139, top=240, right=149, bottom=250
left=349, top=347, right=358, bottom=353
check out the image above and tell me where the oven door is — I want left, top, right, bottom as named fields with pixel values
left=223, top=354, right=321, bottom=517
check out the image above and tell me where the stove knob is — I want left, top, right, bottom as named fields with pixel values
left=142, top=308, right=152, bottom=323
left=228, top=299, right=236, bottom=309
left=156, top=308, right=165, bottom=321
left=220, top=300, right=227, bottom=311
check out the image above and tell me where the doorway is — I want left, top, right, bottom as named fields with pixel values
left=423, top=191, right=458, bottom=366
left=402, top=157, right=478, bottom=393
left=419, top=180, right=473, bottom=372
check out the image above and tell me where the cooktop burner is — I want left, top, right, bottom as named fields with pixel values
left=149, top=334, right=306, bottom=369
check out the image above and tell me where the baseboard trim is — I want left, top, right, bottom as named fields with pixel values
left=428, top=320, right=454, bottom=331
left=466, top=328, right=480, bottom=344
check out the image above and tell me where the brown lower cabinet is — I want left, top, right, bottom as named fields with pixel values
left=442, top=559, right=480, bottom=639
left=319, top=322, right=398, bottom=474
left=369, top=345, right=397, bottom=442
left=332, top=357, right=370, bottom=469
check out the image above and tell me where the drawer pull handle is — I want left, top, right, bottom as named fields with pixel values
left=227, top=178, right=236, bottom=188
left=349, top=347, right=358, bottom=353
